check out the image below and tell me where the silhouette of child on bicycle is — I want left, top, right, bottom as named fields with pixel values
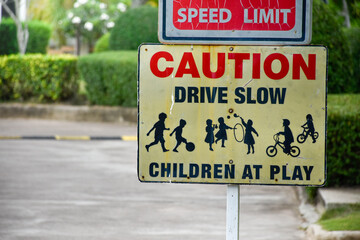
left=278, top=119, right=294, bottom=154
left=301, top=114, right=316, bottom=143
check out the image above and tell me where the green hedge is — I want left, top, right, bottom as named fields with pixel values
left=78, top=51, right=137, bottom=107
left=0, top=54, right=78, bottom=102
left=109, top=6, right=158, bottom=50
left=312, top=0, right=356, bottom=93
left=0, top=18, right=18, bottom=55
left=0, top=18, right=52, bottom=55
left=27, top=20, right=52, bottom=54
left=94, top=32, right=110, bottom=53
left=326, top=94, right=360, bottom=186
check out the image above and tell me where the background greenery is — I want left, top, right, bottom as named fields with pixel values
left=109, top=5, right=158, bottom=50
left=0, top=54, right=78, bottom=102
left=78, top=51, right=137, bottom=106
left=0, top=19, right=52, bottom=55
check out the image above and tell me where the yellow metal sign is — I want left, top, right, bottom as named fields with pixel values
left=138, top=44, right=327, bottom=186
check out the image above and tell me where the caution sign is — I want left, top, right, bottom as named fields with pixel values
left=138, top=44, right=327, bottom=186
left=159, top=0, right=312, bottom=45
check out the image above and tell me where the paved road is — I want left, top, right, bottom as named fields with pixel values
left=0, top=119, right=305, bottom=240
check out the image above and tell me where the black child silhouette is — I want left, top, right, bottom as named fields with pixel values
left=240, top=117, right=259, bottom=154
left=278, top=119, right=294, bottom=154
left=215, top=117, right=233, bottom=148
left=146, top=112, right=170, bottom=152
left=302, top=114, right=316, bottom=143
left=205, top=119, right=216, bottom=151
left=170, top=119, right=188, bottom=152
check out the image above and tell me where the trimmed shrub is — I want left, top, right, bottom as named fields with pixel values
left=94, top=32, right=110, bottom=53
left=326, top=94, right=360, bottom=186
left=0, top=54, right=78, bottom=102
left=27, top=20, right=52, bottom=54
left=344, top=27, right=360, bottom=93
left=109, top=6, right=158, bottom=50
left=78, top=51, right=137, bottom=107
left=312, top=0, right=355, bottom=93
left=0, top=18, right=18, bottom=55
left=0, top=19, right=52, bottom=55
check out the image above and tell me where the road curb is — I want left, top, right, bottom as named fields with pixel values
left=296, top=187, right=360, bottom=240
left=0, top=103, right=137, bottom=123
left=306, top=224, right=360, bottom=240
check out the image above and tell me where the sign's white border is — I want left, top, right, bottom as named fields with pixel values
left=158, top=0, right=312, bottom=45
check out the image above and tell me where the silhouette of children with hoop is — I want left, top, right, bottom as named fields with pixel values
left=146, top=112, right=170, bottom=152
left=302, top=114, right=316, bottom=143
left=215, top=117, right=233, bottom=148
left=170, top=119, right=188, bottom=152
left=278, top=119, right=294, bottom=154
left=240, top=117, right=259, bottom=154
left=205, top=119, right=216, bottom=151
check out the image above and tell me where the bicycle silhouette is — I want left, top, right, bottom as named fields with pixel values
left=297, top=126, right=319, bottom=143
left=266, top=133, right=300, bottom=157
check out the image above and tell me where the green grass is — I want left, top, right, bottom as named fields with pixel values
left=327, top=94, right=360, bottom=115
left=318, top=204, right=360, bottom=231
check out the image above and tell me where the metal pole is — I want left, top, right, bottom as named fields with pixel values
left=226, top=184, right=240, bottom=240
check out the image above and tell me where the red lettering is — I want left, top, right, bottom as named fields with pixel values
left=150, top=51, right=174, bottom=78
left=293, top=54, right=316, bottom=80
left=175, top=52, right=200, bottom=78
left=202, top=52, right=225, bottom=79
left=264, top=53, right=289, bottom=80
left=252, top=53, right=261, bottom=79
left=228, top=53, right=250, bottom=79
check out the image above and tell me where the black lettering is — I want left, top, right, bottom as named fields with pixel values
left=269, top=88, right=286, bottom=104
left=214, top=164, right=222, bottom=179
left=253, top=165, right=262, bottom=179
left=189, top=163, right=199, bottom=178
left=225, top=164, right=235, bottom=179
left=206, top=87, right=218, bottom=103
left=270, top=165, right=280, bottom=180
left=257, top=87, right=268, bottom=104
left=247, top=87, right=256, bottom=104
left=175, top=86, right=186, bottom=103
left=218, top=87, right=228, bottom=103
left=161, top=163, right=171, bottom=177
left=234, top=87, right=246, bottom=103
left=242, top=165, right=253, bottom=179
left=292, top=166, right=303, bottom=180
left=282, top=165, right=291, bottom=180
left=201, top=164, right=212, bottom=178
left=303, top=166, right=314, bottom=180
left=179, top=163, right=187, bottom=178
left=188, top=87, right=199, bottom=103
left=149, top=162, right=159, bottom=177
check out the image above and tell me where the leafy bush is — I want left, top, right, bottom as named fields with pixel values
left=109, top=6, right=158, bottom=50
left=344, top=27, right=360, bottom=92
left=326, top=94, right=360, bottom=186
left=0, top=19, right=52, bottom=55
left=0, top=54, right=78, bottom=102
left=94, top=32, right=110, bottom=53
left=78, top=51, right=137, bottom=107
left=0, top=18, right=18, bottom=55
left=27, top=21, right=52, bottom=54
left=312, top=0, right=355, bottom=93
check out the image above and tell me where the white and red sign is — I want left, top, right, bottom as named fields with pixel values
left=159, top=0, right=312, bottom=45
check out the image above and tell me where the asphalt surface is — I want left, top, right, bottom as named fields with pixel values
left=0, top=118, right=305, bottom=240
